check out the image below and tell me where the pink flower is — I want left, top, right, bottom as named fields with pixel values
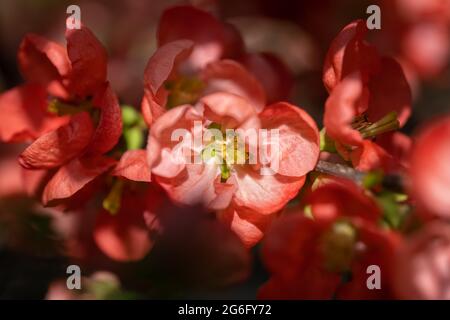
left=148, top=92, right=319, bottom=246
left=141, top=5, right=292, bottom=125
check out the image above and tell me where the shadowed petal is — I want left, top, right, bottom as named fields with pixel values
left=19, top=112, right=94, bottom=169
left=42, top=155, right=116, bottom=205
left=86, top=83, right=122, bottom=155
left=202, top=59, right=266, bottom=112
left=0, top=84, right=68, bottom=142
left=66, top=25, right=108, bottom=98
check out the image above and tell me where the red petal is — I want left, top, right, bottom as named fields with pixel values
left=409, top=116, right=450, bottom=219
left=323, top=20, right=380, bottom=92
left=261, top=213, right=321, bottom=277
left=376, top=132, right=412, bottom=169
left=86, top=83, right=122, bottom=155
left=306, top=178, right=381, bottom=223
left=156, top=163, right=219, bottom=207
left=0, top=84, right=68, bottom=142
left=17, top=34, right=71, bottom=98
left=158, top=6, right=228, bottom=70
left=232, top=165, right=306, bottom=215
left=94, top=193, right=156, bottom=261
left=19, top=112, right=94, bottom=169
left=350, top=140, right=397, bottom=173
left=259, top=102, right=320, bottom=177
left=394, top=221, right=450, bottom=299
left=42, top=155, right=116, bottom=205
left=201, top=59, right=266, bottom=112
left=218, top=205, right=276, bottom=248
left=222, top=22, right=245, bottom=59
left=367, top=57, right=412, bottom=127
left=148, top=105, right=203, bottom=178
left=201, top=92, right=258, bottom=129
left=142, top=39, right=194, bottom=125
left=65, top=25, right=107, bottom=98
left=0, top=156, right=26, bottom=197
left=241, top=53, right=294, bottom=104
left=324, top=72, right=365, bottom=146
left=113, top=150, right=151, bottom=182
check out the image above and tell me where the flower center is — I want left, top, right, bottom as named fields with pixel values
left=320, top=220, right=358, bottom=273
left=351, top=111, right=400, bottom=138
left=164, top=76, right=205, bottom=109
left=201, top=123, right=249, bottom=183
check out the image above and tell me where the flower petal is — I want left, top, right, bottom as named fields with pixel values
left=409, top=116, right=450, bottom=219
left=142, top=39, right=194, bottom=125
left=241, top=53, right=294, bottom=103
left=201, top=59, right=266, bottom=112
left=218, top=205, right=275, bottom=248
left=148, top=104, right=203, bottom=178
left=201, top=92, right=258, bottom=128
left=261, top=213, right=320, bottom=277
left=17, top=34, right=71, bottom=98
left=113, top=149, right=151, bottom=182
left=324, top=72, right=365, bottom=146
left=42, top=155, right=116, bottom=205
left=350, top=140, right=398, bottom=173
left=158, top=5, right=228, bottom=70
left=65, top=25, right=108, bottom=98
left=323, top=19, right=380, bottom=92
left=0, top=84, right=68, bottom=142
left=86, top=83, right=122, bottom=155
left=156, top=163, right=219, bottom=207
left=232, top=165, right=306, bottom=215
left=376, top=132, right=412, bottom=169
left=259, top=102, right=320, bottom=177
left=366, top=57, right=412, bottom=127
left=306, top=178, right=381, bottom=223
left=94, top=193, right=156, bottom=261
left=394, top=221, right=450, bottom=299
left=19, top=112, right=94, bottom=169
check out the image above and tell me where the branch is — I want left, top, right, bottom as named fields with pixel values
left=314, top=160, right=404, bottom=193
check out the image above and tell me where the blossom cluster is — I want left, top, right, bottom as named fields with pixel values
left=0, top=4, right=449, bottom=300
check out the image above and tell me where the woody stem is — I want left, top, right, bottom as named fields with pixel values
left=314, top=160, right=404, bottom=192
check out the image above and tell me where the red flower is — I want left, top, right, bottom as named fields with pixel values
left=409, top=116, right=450, bottom=219
left=2, top=25, right=123, bottom=206
left=141, top=5, right=292, bottom=125
left=148, top=92, right=319, bottom=246
left=259, top=179, right=400, bottom=299
left=393, top=221, right=450, bottom=299
left=323, top=20, right=412, bottom=172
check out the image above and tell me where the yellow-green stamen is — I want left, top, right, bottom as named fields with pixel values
left=102, top=179, right=124, bottom=215
left=48, top=99, right=92, bottom=116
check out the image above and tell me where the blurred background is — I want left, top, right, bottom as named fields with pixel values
left=0, top=0, right=449, bottom=299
